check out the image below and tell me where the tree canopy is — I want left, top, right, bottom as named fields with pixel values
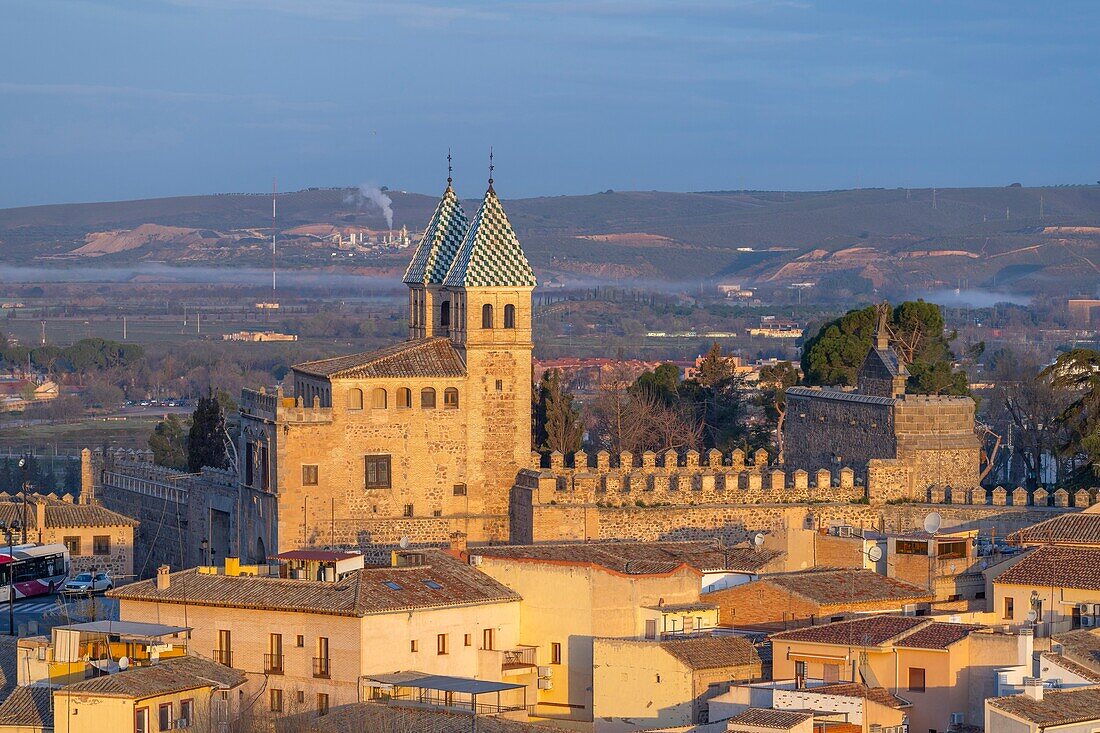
left=533, top=369, right=583, bottom=455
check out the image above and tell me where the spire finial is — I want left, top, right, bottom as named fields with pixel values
left=488, top=147, right=495, bottom=192
left=446, top=148, right=453, bottom=187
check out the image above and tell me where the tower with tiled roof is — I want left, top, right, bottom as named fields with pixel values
left=403, top=155, right=468, bottom=339
left=441, top=157, right=536, bottom=516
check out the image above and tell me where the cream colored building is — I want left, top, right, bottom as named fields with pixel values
left=709, top=680, right=910, bottom=733
left=988, top=545, right=1100, bottom=637
left=986, top=684, right=1100, bottom=733
left=109, top=549, right=527, bottom=721
left=236, top=176, right=537, bottom=559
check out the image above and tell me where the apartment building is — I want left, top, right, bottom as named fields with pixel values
left=986, top=684, right=1100, bottom=733
left=109, top=549, right=525, bottom=720
left=709, top=680, right=910, bottom=733
left=989, top=545, right=1100, bottom=637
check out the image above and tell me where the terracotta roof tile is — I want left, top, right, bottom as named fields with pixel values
left=61, top=656, right=245, bottom=698
left=995, top=546, right=1100, bottom=591
left=0, top=686, right=52, bottom=728
left=477, top=541, right=783, bottom=575
left=1041, top=652, right=1100, bottom=683
left=1009, top=513, right=1100, bottom=546
left=803, top=682, right=909, bottom=709
left=311, top=701, right=560, bottom=733
left=0, top=497, right=137, bottom=529
left=763, top=569, right=931, bottom=606
left=893, top=622, right=983, bottom=650
left=727, top=708, right=813, bottom=729
left=771, top=616, right=926, bottom=646
left=293, top=338, right=466, bottom=379
left=988, top=687, right=1100, bottom=726
left=109, top=551, right=519, bottom=616
left=658, top=635, right=762, bottom=670
left=1049, top=628, right=1100, bottom=679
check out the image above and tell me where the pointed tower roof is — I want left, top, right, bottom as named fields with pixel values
left=443, top=185, right=537, bottom=288
left=403, top=183, right=468, bottom=285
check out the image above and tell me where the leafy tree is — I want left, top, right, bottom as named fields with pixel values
left=801, top=306, right=880, bottom=387
left=632, top=363, right=680, bottom=404
left=187, top=394, right=230, bottom=472
left=1042, top=348, right=1100, bottom=476
left=149, top=415, right=189, bottom=470
left=694, top=342, right=734, bottom=388
left=533, top=369, right=583, bottom=455
left=757, top=361, right=800, bottom=462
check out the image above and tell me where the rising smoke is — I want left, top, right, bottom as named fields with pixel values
left=345, top=184, right=394, bottom=229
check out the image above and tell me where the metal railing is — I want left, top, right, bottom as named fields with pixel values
left=212, top=649, right=232, bottom=666
left=264, top=653, right=283, bottom=675
left=501, top=646, right=537, bottom=668
left=313, top=656, right=330, bottom=678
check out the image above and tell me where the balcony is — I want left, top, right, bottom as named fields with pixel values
left=212, top=649, right=232, bottom=666
left=313, top=656, right=330, bottom=679
left=264, top=653, right=284, bottom=675
left=500, top=646, right=538, bottom=674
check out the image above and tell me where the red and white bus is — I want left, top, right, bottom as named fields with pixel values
left=0, top=544, right=70, bottom=601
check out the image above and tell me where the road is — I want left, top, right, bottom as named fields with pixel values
left=0, top=594, right=119, bottom=636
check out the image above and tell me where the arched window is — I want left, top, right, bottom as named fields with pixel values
left=347, top=388, right=364, bottom=410
left=440, top=301, right=451, bottom=327
left=396, top=387, right=412, bottom=409
left=371, top=388, right=388, bottom=409
left=444, top=387, right=459, bottom=409
left=504, top=304, right=516, bottom=329
left=482, top=304, right=494, bottom=329
left=421, top=387, right=436, bottom=409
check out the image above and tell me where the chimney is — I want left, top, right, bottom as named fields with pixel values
left=449, top=531, right=468, bottom=556
left=34, top=501, right=45, bottom=538
left=1018, top=627, right=1034, bottom=665
left=1022, top=677, right=1043, bottom=701
left=155, top=565, right=171, bottom=590
left=225, top=556, right=240, bottom=577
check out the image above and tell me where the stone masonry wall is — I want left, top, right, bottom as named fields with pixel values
left=784, top=392, right=895, bottom=483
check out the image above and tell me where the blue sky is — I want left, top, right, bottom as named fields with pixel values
left=2, top=1, right=1099, bottom=207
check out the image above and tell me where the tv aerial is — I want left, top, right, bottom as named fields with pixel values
left=923, top=512, right=942, bottom=536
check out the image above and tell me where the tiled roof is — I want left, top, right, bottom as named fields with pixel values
left=476, top=541, right=783, bottom=575
left=786, top=386, right=898, bottom=406
left=866, top=346, right=908, bottom=378
left=109, top=551, right=519, bottom=616
left=0, top=495, right=137, bottom=529
left=727, top=708, right=813, bottom=730
left=61, top=655, right=245, bottom=698
left=1050, top=628, right=1100, bottom=678
left=803, top=682, right=909, bottom=709
left=771, top=616, right=982, bottom=650
left=443, top=186, right=536, bottom=288
left=292, top=338, right=466, bottom=379
left=403, top=184, right=468, bottom=285
left=763, top=569, right=931, bottom=606
left=995, top=546, right=1100, bottom=591
left=310, top=701, right=561, bottom=733
left=1041, top=651, right=1100, bottom=683
left=0, top=685, right=53, bottom=728
left=893, top=622, right=983, bottom=649
left=0, top=634, right=18, bottom=702
left=659, top=635, right=761, bottom=670
left=1009, top=513, right=1100, bottom=547
left=988, top=687, right=1100, bottom=726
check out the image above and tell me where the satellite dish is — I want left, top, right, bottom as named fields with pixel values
left=950, top=564, right=958, bottom=574
left=980, top=561, right=989, bottom=571
left=923, top=512, right=942, bottom=536
left=1026, top=610, right=1038, bottom=623
left=118, top=656, right=129, bottom=670
left=752, top=533, right=765, bottom=547
left=867, top=545, right=884, bottom=563
left=398, top=536, right=410, bottom=550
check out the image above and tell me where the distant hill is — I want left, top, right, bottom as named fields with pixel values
left=1, top=185, right=1099, bottom=295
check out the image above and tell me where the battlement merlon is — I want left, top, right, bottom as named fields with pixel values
left=241, top=387, right=333, bottom=424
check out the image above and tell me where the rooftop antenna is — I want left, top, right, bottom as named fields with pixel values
left=271, top=179, right=277, bottom=295
left=447, top=148, right=453, bottom=188
left=488, top=147, right=495, bottom=192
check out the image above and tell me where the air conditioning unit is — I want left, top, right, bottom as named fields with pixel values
left=950, top=712, right=965, bottom=726
left=175, top=720, right=191, bottom=729
left=903, top=604, right=917, bottom=617
left=837, top=526, right=853, bottom=538
left=1092, top=604, right=1100, bottom=616
left=537, top=666, right=553, bottom=678
left=1082, top=617, right=1095, bottom=628
left=469, top=555, right=483, bottom=567
left=538, top=678, right=553, bottom=690
left=1078, top=602, right=1091, bottom=613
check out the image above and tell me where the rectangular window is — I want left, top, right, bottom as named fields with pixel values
left=296, top=635, right=304, bottom=647
left=317, top=693, right=329, bottom=716
left=464, top=634, right=472, bottom=647
left=180, top=700, right=193, bottom=727
left=823, top=664, right=840, bottom=683
left=403, top=504, right=414, bottom=517
left=302, top=465, right=318, bottom=486
left=453, top=483, right=467, bottom=497
left=551, top=642, right=562, bottom=665
left=158, top=703, right=172, bottom=732
left=795, top=660, right=807, bottom=679
left=297, top=691, right=305, bottom=704
left=270, top=689, right=283, bottom=713
left=937, top=541, right=967, bottom=559
left=1004, top=597, right=1014, bottom=620
left=483, top=628, right=495, bottom=651
left=63, top=536, right=80, bottom=556
left=411, top=640, right=418, bottom=653
left=437, top=633, right=448, bottom=655
left=645, top=619, right=657, bottom=640
left=908, top=667, right=926, bottom=692
left=896, top=540, right=928, bottom=556
left=365, top=455, right=392, bottom=489
left=136, top=707, right=149, bottom=733
left=93, top=535, right=110, bottom=556
left=216, top=629, right=231, bottom=666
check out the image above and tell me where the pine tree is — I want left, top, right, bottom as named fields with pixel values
left=187, top=394, right=229, bottom=472
left=534, top=370, right=583, bottom=456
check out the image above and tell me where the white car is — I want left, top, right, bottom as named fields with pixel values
left=61, top=572, right=113, bottom=595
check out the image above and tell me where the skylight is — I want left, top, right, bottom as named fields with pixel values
left=422, top=579, right=443, bottom=590
left=383, top=581, right=402, bottom=591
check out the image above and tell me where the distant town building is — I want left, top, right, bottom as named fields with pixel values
left=221, top=330, right=298, bottom=342
left=747, top=317, right=803, bottom=338
left=1068, top=298, right=1100, bottom=326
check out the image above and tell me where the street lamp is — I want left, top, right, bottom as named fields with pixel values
left=0, top=520, right=22, bottom=636
left=16, top=456, right=28, bottom=545
left=200, top=538, right=209, bottom=567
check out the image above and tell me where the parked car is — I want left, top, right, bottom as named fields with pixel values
left=61, top=572, right=113, bottom=595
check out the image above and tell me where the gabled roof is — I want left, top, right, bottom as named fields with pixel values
left=61, top=655, right=246, bottom=698
left=0, top=494, right=138, bottom=529
left=994, top=546, right=1100, bottom=591
left=476, top=540, right=782, bottom=575
left=755, top=569, right=931, bottom=607
left=770, top=616, right=981, bottom=650
left=865, top=345, right=908, bottom=379
left=292, top=338, right=466, bottom=380
left=110, top=551, right=519, bottom=617
left=802, top=682, right=909, bottom=709
left=659, top=635, right=762, bottom=670
left=403, top=184, right=468, bottom=285
left=727, top=708, right=813, bottom=730
left=0, top=685, right=53, bottom=728
left=1051, top=627, right=1100, bottom=679
left=1009, top=512, right=1100, bottom=547
left=988, top=687, right=1100, bottom=726
left=443, top=186, right=536, bottom=289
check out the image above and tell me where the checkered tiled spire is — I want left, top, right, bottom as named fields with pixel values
left=443, top=185, right=537, bottom=288
left=403, top=183, right=468, bottom=285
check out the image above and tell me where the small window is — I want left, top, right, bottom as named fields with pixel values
left=158, top=702, right=172, bottom=732
left=453, top=483, right=467, bottom=496
left=404, top=504, right=414, bottom=518
left=383, top=581, right=402, bottom=591
left=411, top=640, right=418, bottom=653
left=421, top=387, right=436, bottom=409
left=93, top=536, right=110, bottom=556
left=317, top=693, right=329, bottom=716
left=64, top=536, right=80, bottom=556
left=371, top=388, right=388, bottom=409
left=937, top=541, right=967, bottom=559
left=423, top=579, right=443, bottom=590
left=365, top=455, right=391, bottom=489
left=482, top=303, right=494, bottom=328
left=437, top=633, right=449, bottom=655
left=504, top=303, right=516, bottom=328
left=296, top=635, right=304, bottom=648
left=347, top=388, right=364, bottom=410
left=396, top=387, right=412, bottom=409
left=136, top=707, right=149, bottom=733
left=297, top=691, right=305, bottom=704
left=495, top=379, right=503, bottom=391
left=269, top=689, right=283, bottom=713
left=444, top=388, right=459, bottom=409
left=551, top=642, right=562, bottom=665
left=302, top=465, right=318, bottom=486
left=440, top=301, right=451, bottom=327
left=1004, top=597, right=1014, bottom=620
left=180, top=699, right=193, bottom=727
left=464, top=634, right=472, bottom=647
left=644, top=619, right=657, bottom=640
left=483, top=628, right=495, bottom=651
left=896, top=540, right=928, bottom=556
left=908, top=667, right=926, bottom=692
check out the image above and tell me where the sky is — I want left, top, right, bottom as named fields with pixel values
left=2, top=1, right=1099, bottom=207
